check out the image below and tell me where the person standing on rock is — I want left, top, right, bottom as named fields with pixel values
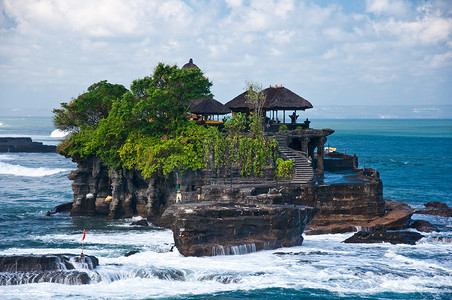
left=176, top=188, right=182, bottom=203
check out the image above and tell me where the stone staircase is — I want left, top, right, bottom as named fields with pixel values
left=274, top=132, right=314, bottom=184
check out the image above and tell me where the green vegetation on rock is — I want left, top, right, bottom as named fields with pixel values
left=54, top=62, right=292, bottom=179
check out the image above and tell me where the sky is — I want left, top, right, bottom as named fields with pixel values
left=0, top=0, right=451, bottom=118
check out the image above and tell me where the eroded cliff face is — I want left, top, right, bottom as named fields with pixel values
left=68, top=156, right=205, bottom=220
left=64, top=155, right=417, bottom=255
left=67, top=156, right=388, bottom=228
left=168, top=203, right=318, bottom=257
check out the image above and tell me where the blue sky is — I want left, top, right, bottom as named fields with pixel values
left=0, top=0, right=451, bottom=117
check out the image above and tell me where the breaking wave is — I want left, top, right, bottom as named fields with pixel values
left=50, top=129, right=70, bottom=138
left=0, top=161, right=68, bottom=177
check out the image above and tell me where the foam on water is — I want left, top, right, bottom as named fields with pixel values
left=0, top=161, right=68, bottom=177
left=0, top=154, right=14, bottom=161
left=0, top=229, right=451, bottom=299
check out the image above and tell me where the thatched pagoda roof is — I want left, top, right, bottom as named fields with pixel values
left=225, top=86, right=313, bottom=112
left=189, top=98, right=231, bottom=115
left=182, top=58, right=199, bottom=70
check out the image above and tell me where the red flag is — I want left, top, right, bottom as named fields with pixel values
left=82, top=229, right=86, bottom=241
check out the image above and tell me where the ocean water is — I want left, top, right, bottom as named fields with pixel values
left=0, top=116, right=451, bottom=299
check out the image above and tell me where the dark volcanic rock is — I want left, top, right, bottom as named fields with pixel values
left=343, top=224, right=424, bottom=245
left=410, top=219, right=439, bottom=233
left=169, top=202, right=318, bottom=256
left=125, top=250, right=140, bottom=257
left=131, top=219, right=149, bottom=227
left=46, top=202, right=73, bottom=216
left=0, top=254, right=98, bottom=285
left=305, top=199, right=413, bottom=235
left=0, top=137, right=56, bottom=153
left=416, top=201, right=452, bottom=217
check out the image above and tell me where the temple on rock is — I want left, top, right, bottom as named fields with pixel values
left=184, top=58, right=334, bottom=180
left=64, top=59, right=415, bottom=257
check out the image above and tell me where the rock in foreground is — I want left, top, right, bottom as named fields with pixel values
left=0, top=254, right=98, bottom=285
left=343, top=225, right=424, bottom=245
left=169, top=202, right=318, bottom=256
left=416, top=201, right=452, bottom=218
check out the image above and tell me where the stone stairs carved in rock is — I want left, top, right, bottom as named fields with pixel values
left=274, top=132, right=314, bottom=184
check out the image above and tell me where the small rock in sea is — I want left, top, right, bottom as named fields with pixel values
left=343, top=224, right=424, bottom=245
left=415, top=201, right=452, bottom=218
left=125, top=250, right=140, bottom=257
left=434, top=237, right=452, bottom=243
left=131, top=219, right=149, bottom=227
left=410, top=219, right=439, bottom=233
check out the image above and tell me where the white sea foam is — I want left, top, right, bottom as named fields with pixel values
left=0, top=154, right=15, bottom=161
left=0, top=161, right=68, bottom=177
left=1, top=230, right=451, bottom=299
left=50, top=129, right=70, bottom=138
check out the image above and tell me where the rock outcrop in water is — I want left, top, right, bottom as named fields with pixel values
left=0, top=137, right=56, bottom=153
left=65, top=152, right=418, bottom=255
left=416, top=201, right=452, bottom=218
left=0, top=254, right=98, bottom=285
left=63, top=123, right=424, bottom=256
left=343, top=224, right=424, bottom=245
left=165, top=202, right=318, bottom=256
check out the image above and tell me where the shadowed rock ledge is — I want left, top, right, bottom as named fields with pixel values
left=165, top=202, right=318, bottom=256
left=343, top=224, right=424, bottom=245
left=0, top=254, right=99, bottom=285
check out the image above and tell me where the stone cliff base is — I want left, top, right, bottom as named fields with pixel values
left=166, top=202, right=318, bottom=257
left=0, top=254, right=98, bottom=285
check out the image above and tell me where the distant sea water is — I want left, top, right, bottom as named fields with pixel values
left=0, top=116, right=451, bottom=299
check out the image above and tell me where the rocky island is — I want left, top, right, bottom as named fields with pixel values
left=0, top=137, right=56, bottom=153
left=51, top=60, right=426, bottom=256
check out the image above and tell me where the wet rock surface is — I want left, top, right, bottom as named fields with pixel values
left=416, top=201, right=452, bottom=218
left=46, top=201, right=73, bottom=216
left=304, top=198, right=412, bottom=235
left=410, top=219, right=439, bottom=233
left=131, top=219, right=149, bottom=227
left=343, top=225, right=424, bottom=245
left=0, top=254, right=99, bottom=285
left=169, top=202, right=318, bottom=256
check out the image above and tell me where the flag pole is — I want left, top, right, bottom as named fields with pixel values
left=81, top=228, right=86, bottom=257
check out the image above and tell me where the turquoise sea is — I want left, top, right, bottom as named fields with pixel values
left=0, top=116, right=451, bottom=299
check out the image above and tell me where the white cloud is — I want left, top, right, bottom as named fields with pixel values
left=371, top=2, right=452, bottom=45
left=2, top=0, right=141, bottom=37
left=0, top=0, right=451, bottom=112
left=429, top=51, right=452, bottom=68
left=365, top=0, right=411, bottom=17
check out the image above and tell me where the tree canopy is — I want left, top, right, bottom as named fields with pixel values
left=55, top=62, right=291, bottom=179
left=131, top=63, right=213, bottom=132
left=53, top=80, right=128, bottom=132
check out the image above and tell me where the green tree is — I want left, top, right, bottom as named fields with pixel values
left=244, top=81, right=265, bottom=137
left=223, top=112, right=248, bottom=136
left=53, top=80, right=127, bottom=132
left=131, top=63, right=212, bottom=132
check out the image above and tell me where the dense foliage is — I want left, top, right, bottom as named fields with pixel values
left=55, top=62, right=292, bottom=180
left=53, top=80, right=128, bottom=132
left=130, top=63, right=213, bottom=132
